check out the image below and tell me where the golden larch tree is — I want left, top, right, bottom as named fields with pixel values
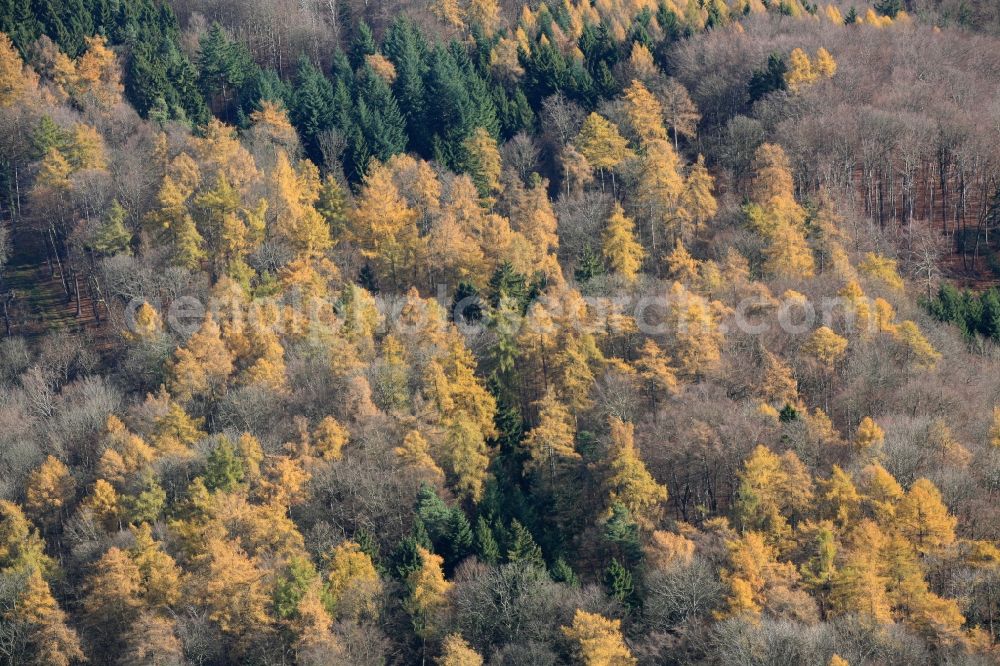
left=83, top=546, right=143, bottom=629
left=802, top=326, right=848, bottom=372
left=269, top=150, right=331, bottom=258
left=561, top=609, right=636, bottom=666
left=605, top=417, right=668, bottom=530
left=523, top=390, right=580, bottom=475
left=718, top=530, right=801, bottom=619
left=395, top=430, right=446, bottom=485
left=192, top=537, right=272, bottom=636
left=665, top=239, right=699, bottom=284
left=601, top=203, right=645, bottom=283
left=858, top=462, right=904, bottom=524
left=623, top=79, right=668, bottom=145
left=784, top=47, right=817, bottom=92
left=130, top=522, right=182, bottom=608
left=468, top=0, right=501, bottom=36
left=665, top=281, right=724, bottom=379
left=462, top=127, right=503, bottom=199
left=895, top=478, right=957, bottom=555
left=406, top=546, right=451, bottom=638
left=574, top=113, right=634, bottom=178
left=350, top=160, right=423, bottom=288
left=169, top=311, right=234, bottom=403
left=815, top=47, right=837, bottom=78
left=24, top=456, right=75, bottom=527
left=854, top=417, right=885, bottom=452
left=73, top=35, right=123, bottom=108
left=682, top=155, right=717, bottom=235
left=733, top=445, right=813, bottom=541
left=634, top=339, right=679, bottom=401
left=638, top=140, right=687, bottom=246
left=11, top=568, right=86, bottom=666
left=0, top=32, right=38, bottom=106
left=893, top=321, right=940, bottom=369
left=829, top=520, right=893, bottom=624
left=438, top=633, right=484, bottom=666
left=119, top=612, right=184, bottom=666
left=324, top=541, right=383, bottom=621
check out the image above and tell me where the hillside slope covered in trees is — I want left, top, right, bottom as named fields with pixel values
left=1, top=1, right=1000, bottom=665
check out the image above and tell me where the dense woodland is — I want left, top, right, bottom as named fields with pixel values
left=1, top=0, right=1000, bottom=664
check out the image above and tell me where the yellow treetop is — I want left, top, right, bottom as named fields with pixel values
left=802, top=326, right=848, bottom=371
left=98, top=414, right=156, bottom=481
left=350, top=160, right=423, bottom=288
left=73, top=35, right=123, bottom=108
left=665, top=281, right=724, bottom=378
left=462, top=127, right=503, bottom=198
left=468, top=0, right=501, bottom=36
left=751, top=143, right=795, bottom=203
left=639, top=139, right=689, bottom=243
left=0, top=32, right=38, bottom=107
left=395, top=430, right=445, bottom=485
left=785, top=47, right=817, bottom=92
left=312, top=416, right=349, bottom=461
left=893, top=320, right=940, bottom=369
left=666, top=239, right=699, bottom=284
left=248, top=100, right=298, bottom=150
left=634, top=339, right=680, bottom=400
left=130, top=522, right=182, bottom=607
left=561, top=609, right=636, bottom=666
left=759, top=348, right=797, bottom=403
left=854, top=416, right=885, bottom=451
left=815, top=47, right=837, bottom=78
left=433, top=0, right=465, bottom=28
left=365, top=53, right=397, bottom=83
left=602, top=203, right=645, bottom=283
left=14, top=568, right=86, bottom=666
left=683, top=155, right=717, bottom=232
left=627, top=42, right=657, bottom=81
left=734, top=445, right=813, bottom=540
left=169, top=311, right=234, bottom=402
left=523, top=390, right=580, bottom=474
left=438, top=633, right=484, bottom=666
left=269, top=150, right=331, bottom=257
left=194, top=537, right=271, bottom=635
left=81, top=479, right=120, bottom=531
left=406, top=546, right=451, bottom=637
left=241, top=327, right=287, bottom=391
left=24, top=455, right=75, bottom=527
left=195, top=119, right=258, bottom=193
left=83, top=546, right=143, bottom=623
left=719, top=530, right=800, bottom=618
left=829, top=520, right=893, bottom=624
left=68, top=122, right=107, bottom=170
left=859, top=252, right=904, bottom=291
left=324, top=541, right=383, bottom=621
left=895, top=478, right=957, bottom=555
left=819, top=465, right=861, bottom=527
left=574, top=113, right=634, bottom=172
left=131, top=301, right=163, bottom=340
left=624, top=79, right=668, bottom=145
left=606, top=417, right=668, bottom=530
left=763, top=217, right=815, bottom=279
left=858, top=462, right=903, bottom=523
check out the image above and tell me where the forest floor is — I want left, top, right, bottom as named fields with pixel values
left=1, top=223, right=105, bottom=341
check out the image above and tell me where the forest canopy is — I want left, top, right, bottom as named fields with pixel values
left=0, top=0, right=999, bottom=664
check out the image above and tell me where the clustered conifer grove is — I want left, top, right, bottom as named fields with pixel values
left=1, top=0, right=1000, bottom=664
